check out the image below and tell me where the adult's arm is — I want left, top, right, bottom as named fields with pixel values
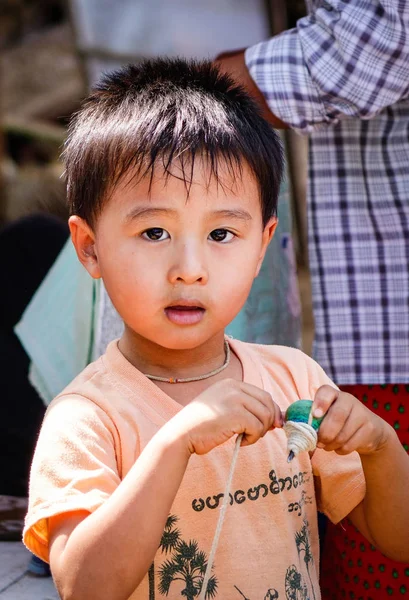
left=244, top=0, right=409, bottom=133
left=215, top=49, right=288, bottom=129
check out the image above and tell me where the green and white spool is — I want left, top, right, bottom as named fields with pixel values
left=284, top=400, right=325, bottom=461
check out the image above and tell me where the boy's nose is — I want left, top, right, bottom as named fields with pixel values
left=168, top=243, right=208, bottom=285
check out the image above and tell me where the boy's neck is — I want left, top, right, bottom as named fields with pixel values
left=118, top=328, right=228, bottom=380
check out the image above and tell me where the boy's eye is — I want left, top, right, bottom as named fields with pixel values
left=142, top=228, right=170, bottom=241
left=209, top=229, right=235, bottom=243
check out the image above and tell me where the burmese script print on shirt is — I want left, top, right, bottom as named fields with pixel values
left=148, top=465, right=316, bottom=600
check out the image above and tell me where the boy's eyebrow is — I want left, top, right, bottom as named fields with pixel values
left=124, top=206, right=177, bottom=222
left=210, top=209, right=252, bottom=222
left=124, top=207, right=253, bottom=223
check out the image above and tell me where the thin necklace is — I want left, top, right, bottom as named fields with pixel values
left=144, top=340, right=230, bottom=384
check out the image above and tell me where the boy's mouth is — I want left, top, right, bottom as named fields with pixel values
left=165, top=303, right=205, bottom=325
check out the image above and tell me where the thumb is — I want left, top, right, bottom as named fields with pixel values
left=311, top=385, right=339, bottom=419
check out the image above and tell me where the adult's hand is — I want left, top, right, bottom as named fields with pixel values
left=214, top=49, right=288, bottom=129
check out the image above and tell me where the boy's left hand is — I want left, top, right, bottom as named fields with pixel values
left=311, top=385, right=393, bottom=456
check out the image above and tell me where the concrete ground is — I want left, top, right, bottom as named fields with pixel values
left=0, top=543, right=58, bottom=599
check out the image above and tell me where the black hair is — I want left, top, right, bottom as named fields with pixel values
left=63, top=58, right=284, bottom=226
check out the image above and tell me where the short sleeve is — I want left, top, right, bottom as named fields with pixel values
left=312, top=449, right=365, bottom=523
left=23, top=394, right=121, bottom=562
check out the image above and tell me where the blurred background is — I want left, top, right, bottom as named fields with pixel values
left=0, top=0, right=313, bottom=352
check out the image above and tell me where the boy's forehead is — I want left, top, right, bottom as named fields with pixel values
left=116, top=155, right=260, bottom=205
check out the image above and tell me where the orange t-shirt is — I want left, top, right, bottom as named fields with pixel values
left=24, top=339, right=365, bottom=599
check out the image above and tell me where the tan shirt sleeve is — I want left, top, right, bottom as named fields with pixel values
left=23, top=394, right=121, bottom=562
left=312, top=449, right=365, bottom=524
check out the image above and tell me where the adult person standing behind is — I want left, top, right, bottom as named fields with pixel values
left=216, top=1, right=409, bottom=598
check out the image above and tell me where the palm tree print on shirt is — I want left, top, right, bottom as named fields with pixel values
left=149, top=515, right=181, bottom=599
left=149, top=514, right=218, bottom=599
left=294, top=519, right=315, bottom=600
left=158, top=539, right=218, bottom=598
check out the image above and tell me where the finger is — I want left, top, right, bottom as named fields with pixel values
left=316, top=395, right=354, bottom=448
left=333, top=424, right=368, bottom=455
left=320, top=408, right=361, bottom=452
left=238, top=382, right=283, bottom=427
left=334, top=418, right=383, bottom=455
left=240, top=412, right=268, bottom=446
left=311, top=385, right=340, bottom=419
left=277, top=410, right=286, bottom=429
left=271, top=408, right=285, bottom=429
left=242, top=396, right=276, bottom=437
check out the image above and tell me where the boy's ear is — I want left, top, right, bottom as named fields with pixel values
left=69, top=215, right=101, bottom=279
left=255, top=217, right=278, bottom=277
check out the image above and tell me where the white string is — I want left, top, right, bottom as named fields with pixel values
left=283, top=421, right=317, bottom=457
left=199, top=433, right=243, bottom=600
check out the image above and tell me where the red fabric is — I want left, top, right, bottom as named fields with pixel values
left=320, top=384, right=409, bottom=599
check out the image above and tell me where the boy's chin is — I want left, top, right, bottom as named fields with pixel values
left=148, top=330, right=226, bottom=352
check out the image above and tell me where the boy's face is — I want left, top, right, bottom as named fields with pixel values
left=70, top=159, right=276, bottom=351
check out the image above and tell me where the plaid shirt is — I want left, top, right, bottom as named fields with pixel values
left=246, top=0, right=409, bottom=384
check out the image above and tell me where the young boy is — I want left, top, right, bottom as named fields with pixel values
left=24, top=59, right=409, bottom=600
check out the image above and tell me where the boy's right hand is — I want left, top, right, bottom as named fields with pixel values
left=168, top=379, right=283, bottom=455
